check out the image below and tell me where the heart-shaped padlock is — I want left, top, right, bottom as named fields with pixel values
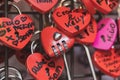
left=90, top=0, right=118, bottom=14
left=93, top=18, right=117, bottom=50
left=41, top=27, right=75, bottom=57
left=75, top=18, right=97, bottom=45
left=81, top=0, right=96, bottom=15
left=26, top=0, right=58, bottom=14
left=0, top=14, right=34, bottom=50
left=93, top=48, right=120, bottom=77
left=52, top=7, right=91, bottom=37
left=26, top=53, right=64, bottom=80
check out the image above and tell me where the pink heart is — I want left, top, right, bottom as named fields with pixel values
left=93, top=18, right=117, bottom=50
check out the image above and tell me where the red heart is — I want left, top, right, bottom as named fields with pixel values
left=0, top=14, right=34, bottom=50
left=75, top=18, right=97, bottom=45
left=81, top=0, right=96, bottom=15
left=41, top=27, right=75, bottom=57
left=26, top=53, right=64, bottom=80
left=26, top=0, right=58, bottom=14
left=90, top=0, right=118, bottom=14
left=52, top=7, right=91, bottom=37
left=93, top=49, right=120, bottom=77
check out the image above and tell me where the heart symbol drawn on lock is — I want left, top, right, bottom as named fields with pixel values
left=52, top=7, right=91, bottom=37
left=26, top=53, right=64, bottom=80
left=0, top=14, right=34, bottom=50
left=90, top=0, right=118, bottom=14
left=41, top=27, right=75, bottom=57
left=93, top=49, right=120, bottom=77
left=75, top=18, right=97, bottom=45
left=93, top=18, right=117, bottom=50
left=26, top=0, right=58, bottom=14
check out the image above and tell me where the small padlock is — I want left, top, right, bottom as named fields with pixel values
left=93, top=18, right=117, bottom=50
left=41, top=27, right=75, bottom=57
left=25, top=0, right=58, bottom=14
left=26, top=41, right=64, bottom=80
left=93, top=48, right=120, bottom=77
left=81, top=0, right=96, bottom=15
left=81, top=0, right=118, bottom=14
left=91, top=0, right=118, bottom=14
left=0, top=2, right=35, bottom=50
left=52, top=6, right=91, bottom=37
left=75, top=17, right=97, bottom=45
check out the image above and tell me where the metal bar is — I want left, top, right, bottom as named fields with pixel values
left=83, top=45, right=97, bottom=80
left=4, top=0, right=9, bottom=79
left=63, top=53, right=71, bottom=80
left=70, top=47, right=74, bottom=80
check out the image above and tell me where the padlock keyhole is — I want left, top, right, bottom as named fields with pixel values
left=101, top=35, right=106, bottom=42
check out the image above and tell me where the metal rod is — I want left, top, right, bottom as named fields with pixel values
left=70, top=48, right=74, bottom=80
left=42, top=14, right=46, bottom=27
left=4, top=0, right=9, bottom=79
left=63, top=53, right=71, bottom=80
left=83, top=45, right=97, bottom=80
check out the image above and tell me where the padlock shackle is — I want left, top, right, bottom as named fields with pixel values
left=8, top=1, right=22, bottom=15
left=0, top=66, right=22, bottom=80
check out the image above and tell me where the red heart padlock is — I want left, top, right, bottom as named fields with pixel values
left=75, top=18, right=97, bottom=45
left=0, top=14, right=34, bottom=50
left=81, top=0, right=96, bottom=15
left=90, top=0, right=118, bottom=14
left=26, top=53, right=64, bottom=80
left=93, top=48, right=120, bottom=77
left=26, top=0, right=58, bottom=14
left=52, top=7, right=91, bottom=37
left=41, top=27, right=75, bottom=57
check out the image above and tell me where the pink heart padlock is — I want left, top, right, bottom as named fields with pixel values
left=93, top=18, right=117, bottom=50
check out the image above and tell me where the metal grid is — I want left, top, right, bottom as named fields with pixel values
left=0, top=0, right=119, bottom=80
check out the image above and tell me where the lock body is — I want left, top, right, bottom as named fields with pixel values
left=41, top=27, right=75, bottom=57
left=93, top=18, right=117, bottom=50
